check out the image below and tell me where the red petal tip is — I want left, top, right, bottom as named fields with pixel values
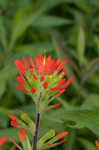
left=56, top=131, right=69, bottom=140
left=43, top=82, right=48, bottom=88
left=30, top=88, right=36, bottom=93
left=8, top=114, right=17, bottom=120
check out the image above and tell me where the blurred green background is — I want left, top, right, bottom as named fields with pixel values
left=0, top=0, right=99, bottom=149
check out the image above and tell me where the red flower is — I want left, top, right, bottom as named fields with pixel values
left=15, top=56, right=73, bottom=95
left=18, top=128, right=26, bottom=142
left=92, top=140, right=99, bottom=150
left=96, top=141, right=99, bottom=149
left=14, top=56, right=73, bottom=111
left=0, top=137, right=7, bottom=148
left=8, top=114, right=18, bottom=127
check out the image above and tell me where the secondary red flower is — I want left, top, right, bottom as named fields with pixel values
left=18, top=128, right=26, bottom=142
left=92, top=140, right=99, bottom=150
left=8, top=114, right=18, bottom=127
left=96, top=141, right=99, bottom=149
left=0, top=137, right=7, bottom=148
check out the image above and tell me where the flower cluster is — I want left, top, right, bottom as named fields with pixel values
left=14, top=56, right=73, bottom=112
left=0, top=137, right=7, bottom=148
left=0, top=55, right=73, bottom=150
left=0, top=114, right=69, bottom=150
left=0, top=127, right=26, bottom=150
left=92, top=140, right=99, bottom=150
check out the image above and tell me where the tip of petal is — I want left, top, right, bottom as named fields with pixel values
left=30, top=88, right=36, bottom=93
left=56, top=131, right=69, bottom=140
left=42, top=82, right=48, bottom=88
left=53, top=102, right=62, bottom=108
left=64, top=77, right=73, bottom=89
left=40, top=76, right=45, bottom=82
left=8, top=114, right=17, bottom=120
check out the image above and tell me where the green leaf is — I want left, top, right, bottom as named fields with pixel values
left=94, top=35, right=99, bottom=54
left=81, top=94, right=99, bottom=109
left=22, top=136, right=32, bottom=150
left=0, top=0, right=7, bottom=7
left=15, top=42, right=53, bottom=54
left=21, top=112, right=35, bottom=135
left=63, top=129, right=76, bottom=150
left=43, top=108, right=99, bottom=136
left=75, top=0, right=90, bottom=12
left=38, top=130, right=55, bottom=149
left=9, top=0, right=76, bottom=50
left=0, top=128, right=18, bottom=140
left=0, top=16, right=7, bottom=51
left=78, top=138, right=97, bottom=150
left=0, top=81, right=6, bottom=98
left=0, top=107, right=15, bottom=127
left=77, top=25, right=86, bottom=65
left=52, top=34, right=87, bottom=97
left=32, top=15, right=72, bottom=27
left=9, top=9, right=44, bottom=50
left=0, top=63, right=16, bottom=83
left=82, top=57, right=99, bottom=82
left=41, top=0, right=76, bottom=11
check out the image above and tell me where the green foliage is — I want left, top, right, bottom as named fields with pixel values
left=0, top=0, right=99, bottom=149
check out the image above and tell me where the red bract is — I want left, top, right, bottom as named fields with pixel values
left=43, top=81, right=48, bottom=88
left=48, top=138, right=66, bottom=147
left=56, top=132, right=69, bottom=140
left=0, top=137, right=7, bottom=148
left=10, top=138, right=20, bottom=148
left=44, top=102, right=62, bottom=112
left=8, top=114, right=18, bottom=127
left=18, top=128, right=26, bottom=142
left=47, top=131, right=69, bottom=148
left=96, top=141, right=99, bottom=149
left=14, top=56, right=73, bottom=112
left=15, top=56, right=73, bottom=93
left=92, top=140, right=99, bottom=150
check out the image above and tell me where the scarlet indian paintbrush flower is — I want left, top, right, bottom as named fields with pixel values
left=8, top=114, right=18, bottom=127
left=18, top=128, right=26, bottom=142
left=92, top=140, right=99, bottom=150
left=0, top=137, right=7, bottom=148
left=96, top=141, right=99, bottom=149
left=14, top=56, right=73, bottom=112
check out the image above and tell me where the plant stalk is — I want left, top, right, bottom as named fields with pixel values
left=33, top=92, right=42, bottom=150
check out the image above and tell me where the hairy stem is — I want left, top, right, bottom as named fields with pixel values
left=33, top=92, right=42, bottom=150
